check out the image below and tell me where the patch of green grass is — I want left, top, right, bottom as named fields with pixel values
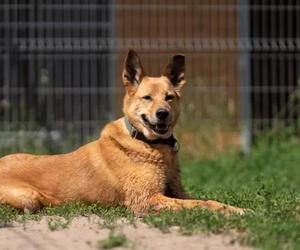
left=144, top=137, right=300, bottom=250
left=39, top=202, right=133, bottom=222
left=47, top=217, right=70, bottom=231
left=0, top=205, right=18, bottom=227
left=0, top=202, right=133, bottom=228
left=97, top=232, right=129, bottom=249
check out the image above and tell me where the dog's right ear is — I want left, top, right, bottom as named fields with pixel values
left=122, top=50, right=145, bottom=93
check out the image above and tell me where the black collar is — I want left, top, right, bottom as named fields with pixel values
left=124, top=117, right=179, bottom=152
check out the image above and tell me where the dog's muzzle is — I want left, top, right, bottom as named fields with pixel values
left=141, top=114, right=170, bottom=135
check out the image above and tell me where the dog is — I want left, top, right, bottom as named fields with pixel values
left=0, top=50, right=247, bottom=215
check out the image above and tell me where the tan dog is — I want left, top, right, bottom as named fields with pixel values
left=0, top=50, right=246, bottom=215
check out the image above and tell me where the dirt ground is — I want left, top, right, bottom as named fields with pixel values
left=0, top=216, right=252, bottom=250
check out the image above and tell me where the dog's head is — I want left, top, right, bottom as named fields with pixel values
left=122, top=50, right=186, bottom=140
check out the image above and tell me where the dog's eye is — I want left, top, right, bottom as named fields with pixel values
left=165, top=95, right=175, bottom=101
left=142, top=95, right=152, bottom=101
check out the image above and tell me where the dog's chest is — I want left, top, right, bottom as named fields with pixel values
left=146, top=146, right=177, bottom=179
left=114, top=140, right=177, bottom=192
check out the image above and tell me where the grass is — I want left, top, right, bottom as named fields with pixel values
left=47, top=217, right=70, bottom=231
left=97, top=232, right=129, bottom=249
left=0, top=202, right=133, bottom=228
left=144, top=135, right=300, bottom=249
left=0, top=134, right=300, bottom=249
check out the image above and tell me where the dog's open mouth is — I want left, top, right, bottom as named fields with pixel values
left=141, top=115, right=169, bottom=135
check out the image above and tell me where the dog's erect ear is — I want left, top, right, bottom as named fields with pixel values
left=163, top=54, right=186, bottom=94
left=122, top=50, right=145, bottom=93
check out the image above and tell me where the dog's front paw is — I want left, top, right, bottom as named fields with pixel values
left=206, top=200, right=253, bottom=215
left=224, top=205, right=254, bottom=216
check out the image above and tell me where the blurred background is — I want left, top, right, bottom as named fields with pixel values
left=0, top=0, right=299, bottom=158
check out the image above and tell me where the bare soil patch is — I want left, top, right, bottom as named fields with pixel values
left=0, top=216, right=252, bottom=250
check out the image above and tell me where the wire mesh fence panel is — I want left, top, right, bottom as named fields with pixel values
left=0, top=1, right=299, bottom=155
left=0, top=0, right=115, bottom=152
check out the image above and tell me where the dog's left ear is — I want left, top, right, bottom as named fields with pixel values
left=122, top=49, right=145, bottom=93
left=163, top=54, right=186, bottom=94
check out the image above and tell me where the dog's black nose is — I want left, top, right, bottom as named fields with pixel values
left=156, top=108, right=169, bottom=120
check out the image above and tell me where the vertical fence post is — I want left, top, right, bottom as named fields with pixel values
left=108, top=0, right=116, bottom=121
left=3, top=0, right=11, bottom=130
left=239, top=0, right=252, bottom=153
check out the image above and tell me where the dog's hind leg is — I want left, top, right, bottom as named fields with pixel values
left=0, top=183, right=42, bottom=212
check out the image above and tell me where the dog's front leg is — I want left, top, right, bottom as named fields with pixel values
left=165, top=163, right=192, bottom=199
left=147, top=194, right=247, bottom=215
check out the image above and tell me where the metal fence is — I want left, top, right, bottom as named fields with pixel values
left=0, top=1, right=299, bottom=154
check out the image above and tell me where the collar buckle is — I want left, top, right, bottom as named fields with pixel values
left=173, top=141, right=180, bottom=152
